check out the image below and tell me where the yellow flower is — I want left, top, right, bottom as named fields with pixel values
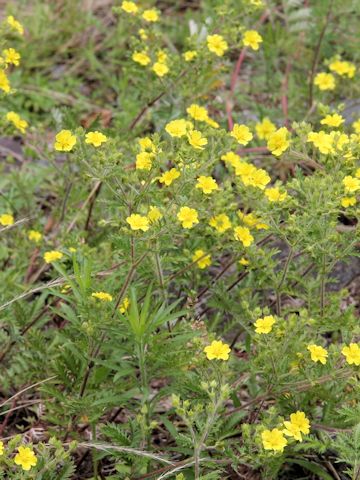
left=267, top=127, right=290, bottom=156
left=192, top=249, right=211, bottom=269
left=329, top=60, right=356, bottom=78
left=7, top=15, right=24, bottom=35
left=0, top=441, right=4, bottom=455
left=307, top=131, right=334, bottom=154
left=157, top=50, right=167, bottom=63
left=14, top=446, right=37, bottom=471
left=139, top=136, right=156, bottom=153
left=353, top=119, right=360, bottom=134
left=0, top=213, right=14, bottom=226
left=148, top=206, right=162, bottom=223
left=142, top=9, right=158, bottom=22
left=6, top=111, right=28, bottom=133
left=28, top=230, right=42, bottom=242
left=342, top=176, right=360, bottom=193
left=121, top=1, right=138, bottom=14
left=3, top=48, right=20, bottom=66
left=261, top=429, right=287, bottom=452
left=209, top=213, right=231, bottom=233
left=138, top=28, right=148, bottom=40
left=314, top=72, right=336, bottom=91
left=119, top=297, right=130, bottom=313
left=239, top=257, right=249, bottom=266
left=241, top=167, right=270, bottom=190
left=159, top=168, right=180, bottom=186
left=91, top=291, right=113, bottom=302
left=221, top=152, right=242, bottom=168
left=187, top=130, right=208, bottom=150
left=341, top=343, right=360, bottom=366
left=196, top=176, right=218, bottom=194
left=132, top=51, right=151, bottom=66
left=341, top=197, right=356, bottom=208
left=238, top=212, right=268, bottom=229
left=165, top=119, right=189, bottom=137
left=307, top=344, right=328, bottom=364
left=254, top=315, right=276, bottom=334
left=231, top=124, right=253, bottom=145
left=265, top=187, right=287, bottom=202
left=54, top=130, right=76, bottom=152
left=207, top=34, right=228, bottom=57
left=186, top=104, right=208, bottom=122
left=204, top=116, right=219, bottom=128
left=242, top=30, right=263, bottom=50
left=283, top=412, right=310, bottom=442
left=233, top=226, right=254, bottom=247
left=0, top=70, right=11, bottom=93
left=183, top=50, right=197, bottom=62
left=152, top=62, right=169, bottom=77
left=204, top=340, right=230, bottom=360
left=136, top=151, right=154, bottom=170
left=255, top=117, right=276, bottom=140
left=126, top=214, right=149, bottom=231
left=320, top=113, right=344, bottom=127
left=85, top=131, right=107, bottom=147
left=44, top=250, right=63, bottom=264
left=177, top=206, right=199, bottom=229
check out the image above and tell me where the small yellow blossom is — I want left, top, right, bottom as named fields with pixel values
left=148, top=206, right=162, bottom=223
left=157, top=51, right=167, bottom=63
left=165, top=119, right=189, bottom=137
left=207, top=34, right=228, bottom=57
left=239, top=257, right=249, bottom=266
left=91, top=291, right=113, bottom=302
left=177, top=206, right=199, bottom=229
left=187, top=130, right=208, bottom=150
left=0, top=213, right=14, bottom=226
left=121, top=1, right=138, bottom=14
left=255, top=117, right=276, bottom=140
left=265, top=187, right=287, bottom=202
left=231, top=124, right=253, bottom=146
left=283, top=411, right=310, bottom=442
left=85, top=131, right=107, bottom=147
left=320, top=113, right=344, bottom=127
left=152, top=62, right=169, bottom=77
left=314, top=72, right=336, bottom=91
left=142, top=9, right=158, bottom=22
left=136, top=151, right=154, bottom=170
left=183, top=50, right=197, bottom=62
left=187, top=104, right=208, bottom=122
left=44, top=250, right=63, bottom=264
left=307, top=131, right=334, bottom=154
left=242, top=30, right=263, bottom=50
left=192, top=249, right=211, bottom=269
left=139, top=136, right=156, bottom=152
left=119, top=297, right=130, bottom=313
left=196, top=176, right=218, bottom=194
left=0, top=441, right=4, bottom=455
left=329, top=59, right=356, bottom=78
left=261, top=429, right=287, bottom=453
left=221, top=152, right=242, bottom=168
left=254, top=315, right=276, bottom=334
left=267, top=127, right=290, bottom=156
left=54, top=130, right=76, bottom=152
left=342, top=176, right=360, bottom=193
left=209, top=213, right=231, bottom=233
left=0, top=70, right=11, bottom=93
left=28, top=230, right=42, bottom=242
left=307, top=344, right=328, bottom=364
left=7, top=15, right=24, bottom=35
left=341, top=197, right=356, bottom=208
left=233, top=226, right=254, bottom=247
left=14, top=446, right=37, bottom=471
left=6, top=112, right=28, bottom=133
left=159, top=168, right=180, bottom=186
left=238, top=212, right=268, bottom=230
left=204, top=340, right=230, bottom=360
left=341, top=343, right=360, bottom=366
left=126, top=214, right=149, bottom=232
left=353, top=119, right=360, bottom=135
left=3, top=48, right=20, bottom=66
left=132, top=51, right=151, bottom=66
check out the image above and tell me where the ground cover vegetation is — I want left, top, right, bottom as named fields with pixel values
left=0, top=0, right=360, bottom=478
